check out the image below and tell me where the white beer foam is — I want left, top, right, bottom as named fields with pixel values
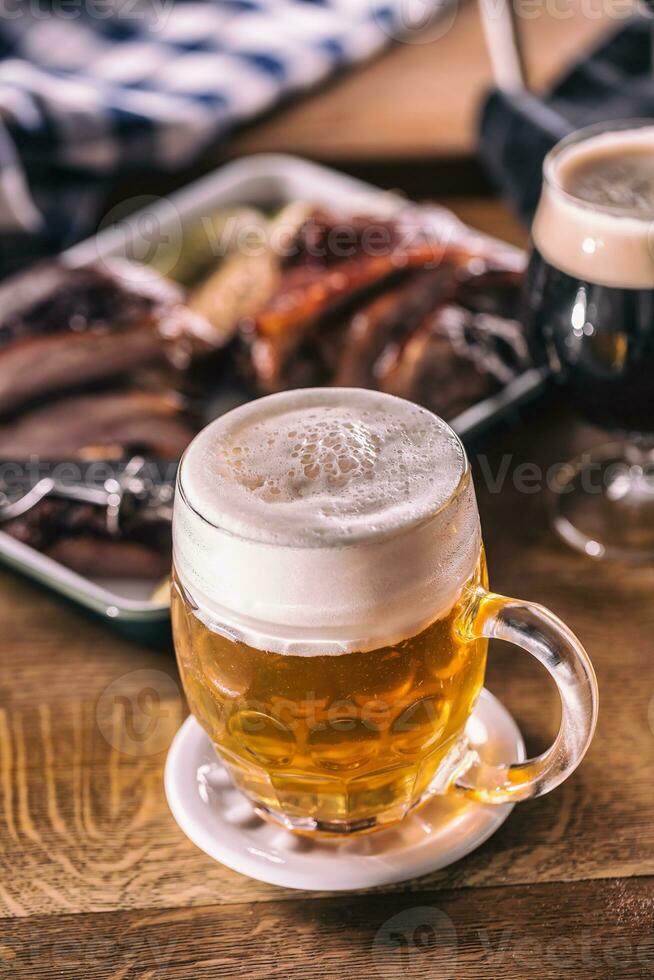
left=174, top=388, right=480, bottom=654
left=533, top=126, right=654, bottom=288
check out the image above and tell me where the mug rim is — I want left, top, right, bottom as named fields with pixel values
left=175, top=387, right=472, bottom=552
left=543, top=117, right=654, bottom=221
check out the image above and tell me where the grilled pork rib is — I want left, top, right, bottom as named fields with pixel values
left=237, top=209, right=527, bottom=416
left=5, top=496, right=171, bottom=579
left=0, top=389, right=195, bottom=460
left=0, top=260, right=213, bottom=415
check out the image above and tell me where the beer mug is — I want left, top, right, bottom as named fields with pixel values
left=172, top=388, right=597, bottom=835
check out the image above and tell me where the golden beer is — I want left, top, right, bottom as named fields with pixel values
left=172, top=555, right=487, bottom=830
left=171, top=386, right=597, bottom=835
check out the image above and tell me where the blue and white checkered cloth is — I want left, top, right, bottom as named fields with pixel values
left=0, top=0, right=446, bottom=274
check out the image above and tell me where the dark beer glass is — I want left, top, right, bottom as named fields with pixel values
left=525, top=119, right=654, bottom=561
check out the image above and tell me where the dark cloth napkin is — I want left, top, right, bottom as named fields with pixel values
left=478, top=18, right=654, bottom=225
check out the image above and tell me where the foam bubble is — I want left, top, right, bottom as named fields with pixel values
left=174, top=388, right=480, bottom=654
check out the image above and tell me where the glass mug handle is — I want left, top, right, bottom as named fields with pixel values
left=453, top=589, right=599, bottom=804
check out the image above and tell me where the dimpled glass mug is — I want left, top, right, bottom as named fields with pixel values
left=171, top=388, right=598, bottom=835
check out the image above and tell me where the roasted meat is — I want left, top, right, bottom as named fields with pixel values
left=238, top=209, right=464, bottom=392
left=4, top=495, right=171, bottom=579
left=0, top=204, right=527, bottom=583
left=0, top=259, right=214, bottom=415
left=333, top=267, right=461, bottom=388
left=377, top=273, right=528, bottom=418
left=0, top=259, right=208, bottom=578
left=237, top=207, right=527, bottom=416
left=0, top=389, right=195, bottom=460
left=378, top=311, right=502, bottom=418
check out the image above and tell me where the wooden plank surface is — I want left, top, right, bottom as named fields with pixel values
left=1, top=200, right=653, bottom=975
left=2, top=878, right=653, bottom=978
left=1, top=403, right=653, bottom=920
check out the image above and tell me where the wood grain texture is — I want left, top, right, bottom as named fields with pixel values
left=1, top=879, right=652, bottom=979
left=1, top=200, right=653, bottom=974
left=1, top=406, right=653, bottom=928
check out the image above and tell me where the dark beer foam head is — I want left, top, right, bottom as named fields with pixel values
left=533, top=124, right=654, bottom=288
left=173, top=389, right=480, bottom=654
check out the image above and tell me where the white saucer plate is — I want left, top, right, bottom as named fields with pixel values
left=164, top=688, right=525, bottom=891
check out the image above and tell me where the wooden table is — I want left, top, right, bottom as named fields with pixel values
left=116, top=2, right=628, bottom=209
left=226, top=1, right=620, bottom=163
left=1, top=201, right=653, bottom=978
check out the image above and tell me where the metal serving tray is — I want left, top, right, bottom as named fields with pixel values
left=0, top=154, right=546, bottom=640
